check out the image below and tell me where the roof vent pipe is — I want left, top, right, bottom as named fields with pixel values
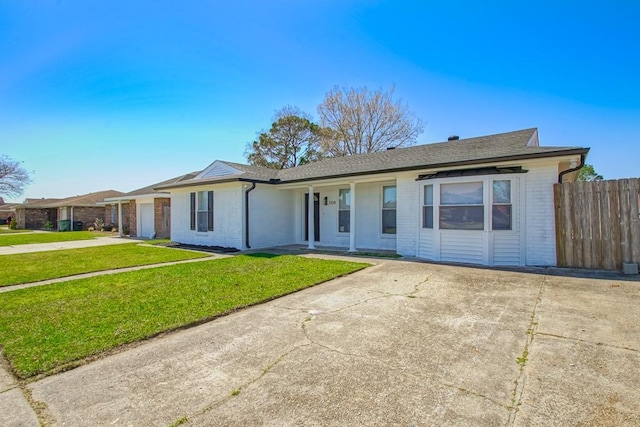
left=448, top=135, right=460, bottom=141
left=386, top=146, right=396, bottom=150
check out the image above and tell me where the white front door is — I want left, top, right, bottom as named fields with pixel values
left=139, top=203, right=154, bottom=238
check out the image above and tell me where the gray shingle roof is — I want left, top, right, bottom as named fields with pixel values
left=158, top=128, right=589, bottom=189
left=111, top=172, right=201, bottom=198
left=17, top=190, right=124, bottom=209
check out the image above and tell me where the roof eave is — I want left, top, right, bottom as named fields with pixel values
left=154, top=177, right=272, bottom=191
left=275, top=148, right=590, bottom=185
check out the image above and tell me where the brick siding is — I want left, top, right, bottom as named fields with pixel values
left=154, top=197, right=171, bottom=238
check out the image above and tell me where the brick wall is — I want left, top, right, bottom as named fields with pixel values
left=129, top=203, right=137, bottom=237
left=102, top=203, right=132, bottom=232
left=19, top=208, right=54, bottom=229
left=154, top=197, right=171, bottom=238
left=66, top=207, right=107, bottom=230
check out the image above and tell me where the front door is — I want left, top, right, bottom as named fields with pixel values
left=304, top=193, right=320, bottom=242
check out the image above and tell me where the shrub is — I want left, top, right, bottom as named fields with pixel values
left=93, top=218, right=104, bottom=230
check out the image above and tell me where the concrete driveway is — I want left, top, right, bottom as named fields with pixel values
left=14, top=258, right=640, bottom=426
left=0, top=236, right=143, bottom=255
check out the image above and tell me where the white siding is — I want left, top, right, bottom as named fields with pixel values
left=354, top=182, right=396, bottom=250
left=492, top=233, right=521, bottom=265
left=418, top=230, right=434, bottom=259
left=440, top=231, right=484, bottom=264
left=396, top=175, right=419, bottom=256
left=247, top=185, right=295, bottom=249
left=197, top=161, right=241, bottom=179
left=524, top=165, right=558, bottom=266
left=317, top=186, right=349, bottom=248
left=170, top=183, right=243, bottom=249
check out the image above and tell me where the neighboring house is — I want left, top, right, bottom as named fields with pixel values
left=102, top=173, right=199, bottom=238
left=0, top=197, right=18, bottom=225
left=14, top=190, right=124, bottom=230
left=157, top=128, right=589, bottom=267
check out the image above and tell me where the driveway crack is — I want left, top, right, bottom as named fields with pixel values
left=442, top=381, right=511, bottom=410
left=536, top=332, right=639, bottom=353
left=507, top=276, right=546, bottom=426
left=301, top=316, right=367, bottom=359
left=183, top=342, right=312, bottom=424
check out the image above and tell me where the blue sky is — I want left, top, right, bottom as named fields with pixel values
left=1, top=0, right=638, bottom=202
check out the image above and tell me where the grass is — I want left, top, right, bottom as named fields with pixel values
left=0, top=244, right=210, bottom=286
left=0, top=227, right=30, bottom=234
left=0, top=254, right=368, bottom=378
left=0, top=231, right=102, bottom=246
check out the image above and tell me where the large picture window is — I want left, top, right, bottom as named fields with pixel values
left=492, top=180, right=512, bottom=230
left=422, top=185, right=433, bottom=228
left=338, top=188, right=350, bottom=233
left=439, top=182, right=484, bottom=230
left=190, top=191, right=213, bottom=232
left=382, top=185, right=397, bottom=234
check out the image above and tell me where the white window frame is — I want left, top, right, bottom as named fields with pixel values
left=491, top=179, right=512, bottom=231
left=338, top=188, right=350, bottom=233
left=439, top=181, right=484, bottom=231
left=381, top=185, right=397, bottom=235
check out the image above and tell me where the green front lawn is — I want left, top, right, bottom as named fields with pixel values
left=0, top=244, right=210, bottom=286
left=0, top=231, right=101, bottom=246
left=0, top=227, right=30, bottom=234
left=0, top=255, right=368, bottom=378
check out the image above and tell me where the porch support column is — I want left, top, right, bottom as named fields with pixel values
left=307, top=186, right=315, bottom=249
left=349, top=182, right=356, bottom=252
left=117, top=201, right=123, bottom=237
left=70, top=206, right=74, bottom=231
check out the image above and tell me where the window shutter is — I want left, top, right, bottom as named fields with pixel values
left=207, top=191, right=214, bottom=231
left=190, top=192, right=196, bottom=230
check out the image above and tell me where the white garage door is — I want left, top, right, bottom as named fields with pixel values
left=139, top=203, right=154, bottom=238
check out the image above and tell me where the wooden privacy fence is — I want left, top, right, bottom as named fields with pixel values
left=554, top=178, right=640, bottom=270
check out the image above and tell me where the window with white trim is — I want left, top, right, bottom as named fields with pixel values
left=492, top=180, right=512, bottom=230
left=190, top=191, right=213, bottom=232
left=338, top=188, right=350, bottom=233
left=382, top=185, right=397, bottom=234
left=422, top=184, right=433, bottom=228
left=439, top=182, right=484, bottom=230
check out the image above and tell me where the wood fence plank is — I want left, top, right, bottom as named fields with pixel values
left=591, top=181, right=603, bottom=269
left=629, top=178, right=640, bottom=264
left=609, top=180, right=622, bottom=270
left=574, top=181, right=585, bottom=268
left=600, top=181, right=613, bottom=269
left=619, top=179, right=631, bottom=263
left=553, top=184, right=566, bottom=267
left=562, top=182, right=575, bottom=267
left=582, top=181, right=593, bottom=269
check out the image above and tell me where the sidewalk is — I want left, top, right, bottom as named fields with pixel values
left=0, top=237, right=143, bottom=256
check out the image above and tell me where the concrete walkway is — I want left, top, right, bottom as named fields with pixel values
left=0, top=236, right=144, bottom=255
left=1, top=259, right=637, bottom=426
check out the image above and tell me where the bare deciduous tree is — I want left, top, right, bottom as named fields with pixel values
left=0, top=155, right=32, bottom=198
left=245, top=106, right=324, bottom=169
left=317, top=85, right=424, bottom=156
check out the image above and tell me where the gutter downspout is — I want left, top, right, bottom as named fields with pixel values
left=558, top=153, right=586, bottom=183
left=245, top=182, right=256, bottom=249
